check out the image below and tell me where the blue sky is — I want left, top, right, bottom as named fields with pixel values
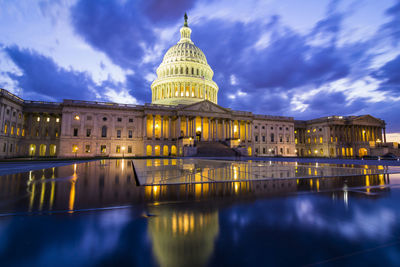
left=0, top=0, right=399, bottom=133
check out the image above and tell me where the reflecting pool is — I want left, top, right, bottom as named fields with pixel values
left=1, top=159, right=400, bottom=266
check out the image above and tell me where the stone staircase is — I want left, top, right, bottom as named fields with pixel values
left=195, top=141, right=238, bottom=157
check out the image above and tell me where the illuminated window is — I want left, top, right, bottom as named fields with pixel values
left=330, top=136, right=333, bottom=142
left=46, top=117, right=50, bottom=122
left=56, top=118, right=60, bottom=123
left=307, top=138, right=311, bottom=144
left=4, top=124, right=7, bottom=134
left=128, top=146, right=132, bottom=153
left=295, top=138, right=298, bottom=144
left=101, top=145, right=106, bottom=153
left=22, top=129, right=25, bottom=137
left=307, top=129, right=310, bottom=133
left=55, top=130, right=58, bottom=137
left=314, top=137, right=317, bottom=144
left=10, top=126, right=14, bottom=135
left=17, top=128, right=20, bottom=136
left=85, top=145, right=90, bottom=153
left=320, top=149, right=323, bottom=155
left=320, top=137, right=323, bottom=143
left=37, top=117, right=40, bottom=122
left=116, top=145, right=121, bottom=153
left=295, top=130, right=297, bottom=134
left=72, top=145, right=78, bottom=153
left=313, top=128, right=316, bottom=132
left=18, top=113, right=21, bottom=119
left=74, top=115, right=80, bottom=120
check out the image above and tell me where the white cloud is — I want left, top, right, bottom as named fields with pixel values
left=104, top=88, right=138, bottom=104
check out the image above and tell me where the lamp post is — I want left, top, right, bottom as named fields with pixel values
left=122, top=146, right=125, bottom=158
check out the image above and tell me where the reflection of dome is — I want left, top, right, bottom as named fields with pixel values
left=151, top=13, right=219, bottom=106
left=148, top=207, right=219, bottom=267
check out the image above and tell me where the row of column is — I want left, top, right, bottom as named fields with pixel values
left=143, top=115, right=252, bottom=141
left=331, top=125, right=385, bottom=143
left=152, top=82, right=217, bottom=103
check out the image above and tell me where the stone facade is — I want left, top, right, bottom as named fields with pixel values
left=295, top=115, right=386, bottom=157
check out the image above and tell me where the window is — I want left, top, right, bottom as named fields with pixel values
left=255, top=148, right=259, bottom=153
left=37, top=117, right=40, bottom=122
left=314, top=137, right=317, bottom=144
left=255, top=126, right=258, bottom=129
left=129, top=118, right=133, bottom=123
left=116, top=145, right=121, bottom=153
left=117, top=130, right=121, bottom=138
left=255, top=135, right=258, bottom=142
left=17, top=128, right=20, bottom=136
left=55, top=130, right=58, bottom=137
left=18, top=113, right=21, bottom=119
left=101, top=126, right=107, bottom=137
left=117, top=117, right=122, bottom=122
left=313, top=128, right=316, bottom=132
left=279, top=127, right=282, bottom=130
left=36, top=130, right=39, bottom=136
left=280, top=148, right=283, bottom=154
left=295, top=138, right=298, bottom=144
left=320, top=137, right=323, bottom=143
left=262, top=126, right=265, bottom=129
left=11, top=126, right=14, bottom=135
left=319, top=128, right=322, bottom=132
left=3, top=143, right=6, bottom=152
left=286, top=127, right=289, bottom=131
left=128, top=130, right=133, bottom=138
left=263, top=147, right=266, bottom=154
left=74, top=115, right=80, bottom=120
left=73, top=128, right=78, bottom=136
left=87, top=116, right=92, bottom=120
left=262, top=136, right=265, bottom=142
left=56, top=118, right=60, bottom=123
left=46, top=117, right=50, bottom=122
left=22, top=129, right=25, bottom=137
left=308, top=137, right=311, bottom=143
left=85, top=145, right=91, bottom=153
left=4, top=123, right=7, bottom=134
left=271, top=133, right=274, bottom=142
left=86, top=129, right=91, bottom=137
left=279, top=135, right=283, bottom=142
left=330, top=136, right=333, bottom=143
left=271, top=127, right=274, bottom=130
left=101, top=145, right=106, bottom=153
left=287, top=148, right=290, bottom=154
left=6, top=109, right=9, bottom=115
left=128, top=146, right=132, bottom=153
left=13, top=111, right=16, bottom=117
left=103, top=117, right=107, bottom=121
left=286, top=136, right=289, bottom=142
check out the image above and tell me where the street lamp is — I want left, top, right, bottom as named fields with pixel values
left=122, top=146, right=125, bottom=158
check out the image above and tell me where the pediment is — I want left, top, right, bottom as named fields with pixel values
left=180, top=100, right=230, bottom=114
left=352, top=115, right=384, bottom=125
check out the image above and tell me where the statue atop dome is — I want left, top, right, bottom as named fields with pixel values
left=184, top=12, right=188, bottom=27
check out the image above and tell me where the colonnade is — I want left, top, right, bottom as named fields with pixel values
left=152, top=82, right=217, bottom=103
left=330, top=125, right=385, bottom=143
left=143, top=114, right=252, bottom=142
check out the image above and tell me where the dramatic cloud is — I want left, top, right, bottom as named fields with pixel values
left=3, top=45, right=137, bottom=104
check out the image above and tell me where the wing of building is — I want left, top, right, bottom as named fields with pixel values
left=0, top=15, right=391, bottom=159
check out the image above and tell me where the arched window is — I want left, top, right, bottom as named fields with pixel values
left=186, top=67, right=188, bottom=74
left=191, top=68, right=194, bottom=75
left=102, top=126, right=107, bottom=137
left=146, top=145, right=152, bottom=156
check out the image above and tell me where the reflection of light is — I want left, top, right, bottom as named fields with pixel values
left=73, top=163, right=77, bottom=174
left=121, top=159, right=125, bottom=171
left=233, top=166, right=238, bottom=180
left=153, top=185, right=159, bottom=194
left=234, top=182, right=239, bottom=193
left=344, top=190, right=348, bottom=207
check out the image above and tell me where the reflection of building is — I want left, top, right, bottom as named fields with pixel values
left=148, top=207, right=219, bottom=267
left=0, top=15, right=387, bottom=158
left=295, top=115, right=387, bottom=157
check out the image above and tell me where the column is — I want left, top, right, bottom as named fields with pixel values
left=168, top=117, right=171, bottom=140
left=160, top=116, right=164, bottom=139
left=244, top=121, right=247, bottom=142
left=215, top=119, right=218, bottom=141
left=383, top=127, right=386, bottom=143
left=186, top=116, right=189, bottom=137
left=229, top=120, right=232, bottom=139
left=201, top=117, right=204, bottom=141
left=222, top=120, right=225, bottom=140
left=238, top=121, right=241, bottom=140
left=208, top=118, right=211, bottom=141
left=193, top=117, right=196, bottom=137
left=152, top=115, right=155, bottom=140
left=177, top=117, right=181, bottom=137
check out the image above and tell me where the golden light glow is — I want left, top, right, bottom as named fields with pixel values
left=56, top=118, right=60, bottom=123
left=46, top=117, right=50, bottom=122
left=196, top=126, right=201, bottom=132
left=74, top=115, right=80, bottom=120
left=37, top=117, right=40, bottom=122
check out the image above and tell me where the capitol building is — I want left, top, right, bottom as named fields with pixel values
left=0, top=15, right=388, bottom=159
